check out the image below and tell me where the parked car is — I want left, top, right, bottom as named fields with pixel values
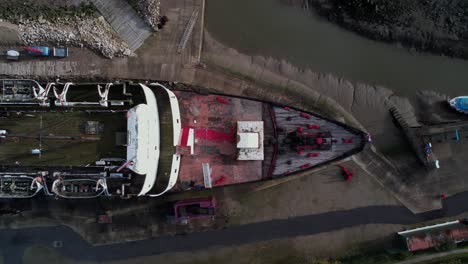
left=25, top=46, right=68, bottom=58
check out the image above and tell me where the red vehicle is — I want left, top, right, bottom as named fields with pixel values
left=24, top=46, right=68, bottom=58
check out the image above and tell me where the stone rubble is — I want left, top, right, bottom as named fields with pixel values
left=136, top=0, right=161, bottom=31
left=18, top=15, right=131, bottom=58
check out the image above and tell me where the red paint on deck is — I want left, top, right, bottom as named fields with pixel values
left=307, top=124, right=320, bottom=129
left=173, top=92, right=265, bottom=190
left=300, top=163, right=311, bottom=169
left=300, top=113, right=310, bottom=119
left=179, top=127, right=191, bottom=146
left=216, top=96, right=230, bottom=104
left=307, top=153, right=320, bottom=158
left=298, top=133, right=321, bottom=137
left=194, top=128, right=235, bottom=143
left=213, top=176, right=227, bottom=185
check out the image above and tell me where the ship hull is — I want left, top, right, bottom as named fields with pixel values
left=0, top=80, right=367, bottom=199
left=449, top=96, right=468, bottom=114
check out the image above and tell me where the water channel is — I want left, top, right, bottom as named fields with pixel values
left=205, top=0, right=468, bottom=97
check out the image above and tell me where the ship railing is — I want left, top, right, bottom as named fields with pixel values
left=144, top=83, right=181, bottom=197
left=149, top=83, right=182, bottom=146
left=134, top=84, right=160, bottom=196
left=149, top=154, right=181, bottom=197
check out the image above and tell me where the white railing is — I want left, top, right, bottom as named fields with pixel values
left=149, top=154, right=181, bottom=197
left=149, top=83, right=182, bottom=146
left=136, top=84, right=161, bottom=196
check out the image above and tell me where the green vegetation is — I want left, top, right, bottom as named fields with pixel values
left=309, top=0, right=468, bottom=59
left=0, top=2, right=98, bottom=24
left=335, top=237, right=411, bottom=264
left=417, top=252, right=468, bottom=264
left=339, top=249, right=409, bottom=264
left=435, top=241, right=458, bottom=252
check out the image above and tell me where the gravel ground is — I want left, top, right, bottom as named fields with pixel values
left=0, top=1, right=131, bottom=58
left=128, top=0, right=162, bottom=31
left=306, top=0, right=468, bottom=59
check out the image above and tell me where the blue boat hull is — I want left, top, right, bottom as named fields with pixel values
left=449, top=96, right=468, bottom=114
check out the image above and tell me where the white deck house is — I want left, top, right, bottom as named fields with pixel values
left=126, top=83, right=182, bottom=196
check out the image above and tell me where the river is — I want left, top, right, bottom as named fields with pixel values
left=205, top=0, right=468, bottom=97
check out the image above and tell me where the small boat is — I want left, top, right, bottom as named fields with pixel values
left=449, top=96, right=468, bottom=114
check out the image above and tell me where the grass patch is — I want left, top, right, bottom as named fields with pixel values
left=0, top=2, right=98, bottom=24
left=337, top=236, right=410, bottom=264
left=417, top=252, right=468, bottom=264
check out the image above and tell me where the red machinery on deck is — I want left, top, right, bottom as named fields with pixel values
left=337, top=164, right=354, bottom=181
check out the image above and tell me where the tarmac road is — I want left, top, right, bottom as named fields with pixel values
left=2, top=191, right=467, bottom=263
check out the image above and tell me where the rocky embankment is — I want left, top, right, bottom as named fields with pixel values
left=0, top=1, right=130, bottom=58
left=304, top=0, right=468, bottom=59
left=131, top=0, right=161, bottom=31
left=19, top=16, right=131, bottom=59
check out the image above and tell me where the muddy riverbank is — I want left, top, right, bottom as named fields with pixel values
left=203, top=30, right=413, bottom=155
left=304, top=0, right=468, bottom=60
left=205, top=0, right=468, bottom=97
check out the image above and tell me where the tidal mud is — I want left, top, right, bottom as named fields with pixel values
left=305, top=0, right=468, bottom=59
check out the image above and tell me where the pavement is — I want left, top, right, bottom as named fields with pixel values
left=353, top=146, right=442, bottom=214
left=0, top=205, right=415, bottom=263
left=3, top=190, right=468, bottom=263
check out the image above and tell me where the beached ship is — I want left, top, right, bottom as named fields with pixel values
left=0, top=79, right=367, bottom=199
left=449, top=96, right=468, bottom=114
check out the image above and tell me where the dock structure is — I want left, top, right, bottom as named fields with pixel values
left=92, top=0, right=152, bottom=51
left=401, top=121, right=468, bottom=168
left=177, top=9, right=199, bottom=54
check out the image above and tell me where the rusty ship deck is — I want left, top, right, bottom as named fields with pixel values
left=0, top=79, right=367, bottom=199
